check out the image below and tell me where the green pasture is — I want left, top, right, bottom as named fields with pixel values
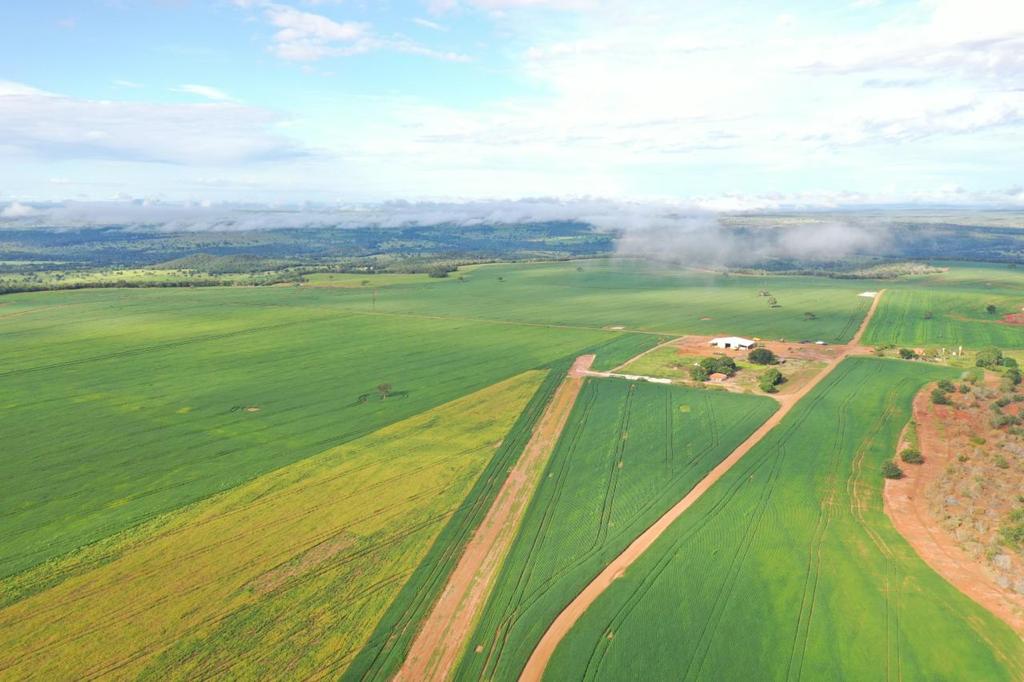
left=0, top=287, right=627, bottom=577
left=313, top=259, right=873, bottom=342
left=865, top=262, right=1024, bottom=349
left=547, top=357, right=1024, bottom=681
left=455, top=379, right=777, bottom=681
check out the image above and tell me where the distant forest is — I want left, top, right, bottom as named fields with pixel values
left=1, top=217, right=1023, bottom=277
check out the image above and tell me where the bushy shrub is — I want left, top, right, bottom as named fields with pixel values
left=881, top=461, right=904, bottom=479
left=931, top=388, right=951, bottom=405
left=900, top=448, right=924, bottom=464
left=690, top=365, right=710, bottom=382
left=937, top=379, right=955, bottom=392
left=898, top=348, right=917, bottom=360
left=759, top=367, right=784, bottom=393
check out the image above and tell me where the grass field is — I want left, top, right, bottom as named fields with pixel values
left=302, top=272, right=444, bottom=287
left=0, top=287, right=621, bottom=577
left=454, top=379, right=778, bottom=681
left=0, top=372, right=543, bottom=680
left=620, top=345, right=827, bottom=395
left=314, top=259, right=874, bottom=342
left=547, top=358, right=1024, bottom=681
left=865, top=262, right=1024, bottom=349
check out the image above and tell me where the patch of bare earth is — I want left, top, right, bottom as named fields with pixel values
left=1001, top=313, right=1024, bottom=326
left=394, top=355, right=595, bottom=682
left=884, top=381, right=1024, bottom=635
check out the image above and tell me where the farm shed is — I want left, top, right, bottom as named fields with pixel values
left=709, top=336, right=756, bottom=350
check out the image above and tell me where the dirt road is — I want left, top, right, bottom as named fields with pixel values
left=884, top=388, right=1024, bottom=635
left=395, top=354, right=595, bottom=682
left=518, top=291, right=885, bottom=681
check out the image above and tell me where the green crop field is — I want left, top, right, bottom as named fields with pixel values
left=0, top=286, right=628, bottom=577
left=455, top=379, right=778, bottom=681
left=0, top=372, right=543, bottom=680
left=547, top=358, right=1024, bottom=681
left=310, top=259, right=874, bottom=342
left=864, top=262, right=1024, bottom=349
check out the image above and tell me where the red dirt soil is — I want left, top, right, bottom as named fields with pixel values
left=884, top=388, right=1024, bottom=635
left=1001, top=312, right=1024, bottom=326
left=394, top=354, right=595, bottom=682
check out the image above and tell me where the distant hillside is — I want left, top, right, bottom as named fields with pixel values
left=154, top=253, right=296, bottom=274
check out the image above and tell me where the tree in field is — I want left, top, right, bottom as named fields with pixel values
left=986, top=303, right=997, bottom=314
left=803, top=311, right=817, bottom=321
left=748, top=347, right=778, bottom=365
left=975, top=346, right=1003, bottom=368
left=936, top=379, right=955, bottom=392
left=377, top=383, right=393, bottom=400
left=767, top=296, right=778, bottom=307
left=931, top=388, right=951, bottom=405
left=898, top=348, right=917, bottom=360
left=690, top=365, right=710, bottom=382
left=923, top=311, right=934, bottom=320
left=881, top=461, right=904, bottom=479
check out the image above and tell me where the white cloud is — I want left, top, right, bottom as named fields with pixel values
left=237, top=1, right=469, bottom=62
left=413, top=17, right=448, bottom=31
left=173, top=84, right=234, bottom=102
left=0, top=81, right=309, bottom=165
left=1, top=201, right=38, bottom=218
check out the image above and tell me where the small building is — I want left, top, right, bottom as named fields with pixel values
left=708, top=372, right=728, bottom=383
left=709, top=336, right=756, bottom=350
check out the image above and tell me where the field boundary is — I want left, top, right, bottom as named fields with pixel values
left=884, top=385, right=1024, bottom=636
left=518, top=290, right=886, bottom=681
left=393, top=355, right=596, bottom=681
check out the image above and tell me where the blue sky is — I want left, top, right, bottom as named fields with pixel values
left=0, top=0, right=1022, bottom=210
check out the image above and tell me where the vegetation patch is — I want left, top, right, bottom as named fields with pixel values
left=547, top=358, right=1023, bottom=681
left=0, top=372, right=544, bottom=680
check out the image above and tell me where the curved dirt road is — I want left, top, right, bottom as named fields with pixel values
left=884, top=387, right=1024, bottom=635
left=519, top=291, right=884, bottom=681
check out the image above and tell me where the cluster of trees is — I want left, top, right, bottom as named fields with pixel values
left=748, top=348, right=778, bottom=365
left=975, top=346, right=1018, bottom=369
left=689, top=356, right=737, bottom=382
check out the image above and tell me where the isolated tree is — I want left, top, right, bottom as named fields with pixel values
left=900, top=448, right=924, bottom=464
left=767, top=296, right=778, bottom=307
left=803, top=311, right=817, bottom=321
left=576, top=266, right=584, bottom=272
left=748, top=348, right=778, bottom=365
left=923, top=311, right=934, bottom=320
left=759, top=368, right=784, bottom=393
left=881, top=461, right=904, bottom=479
left=986, top=303, right=997, bottom=314
left=377, top=383, right=393, bottom=400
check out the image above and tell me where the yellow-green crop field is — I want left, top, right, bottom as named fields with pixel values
left=0, top=372, right=542, bottom=680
